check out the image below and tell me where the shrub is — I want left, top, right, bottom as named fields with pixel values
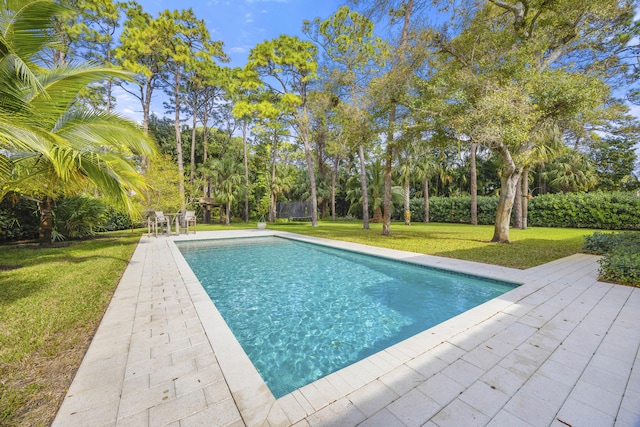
left=0, top=195, right=39, bottom=242
left=583, top=231, right=640, bottom=286
left=599, top=250, right=640, bottom=287
left=53, top=196, right=108, bottom=239
left=529, top=192, right=640, bottom=229
left=583, top=232, right=640, bottom=255
left=406, top=192, right=640, bottom=230
left=408, top=196, right=499, bottom=224
left=102, top=207, right=133, bottom=231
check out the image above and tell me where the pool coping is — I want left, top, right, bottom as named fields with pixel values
left=52, top=229, right=640, bottom=427
left=168, top=230, right=537, bottom=425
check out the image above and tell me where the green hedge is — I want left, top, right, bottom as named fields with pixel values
left=407, top=196, right=499, bottom=224
left=583, top=232, right=640, bottom=286
left=407, top=192, right=640, bottom=230
left=528, top=192, right=640, bottom=230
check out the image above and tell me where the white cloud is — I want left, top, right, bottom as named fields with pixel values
left=245, top=13, right=254, bottom=23
left=230, top=46, right=247, bottom=53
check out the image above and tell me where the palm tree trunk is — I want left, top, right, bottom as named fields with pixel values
left=403, top=177, right=410, bottom=226
left=225, top=201, right=231, bottom=225
left=423, top=177, right=430, bottom=223
left=358, top=145, right=370, bottom=230
left=522, top=166, right=529, bottom=230
left=269, top=130, right=277, bottom=223
left=470, top=141, right=478, bottom=225
left=300, top=116, right=318, bottom=227
left=382, top=111, right=394, bottom=236
left=242, top=120, right=249, bottom=222
left=331, top=153, right=339, bottom=222
left=38, top=196, right=54, bottom=246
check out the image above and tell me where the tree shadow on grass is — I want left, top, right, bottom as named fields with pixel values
left=0, top=238, right=133, bottom=304
left=432, top=237, right=584, bottom=270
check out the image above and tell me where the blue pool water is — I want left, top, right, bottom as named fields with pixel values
left=176, top=236, right=518, bottom=398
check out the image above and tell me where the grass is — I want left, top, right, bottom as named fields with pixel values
left=265, top=221, right=595, bottom=269
left=0, top=220, right=595, bottom=425
left=0, top=232, right=140, bottom=427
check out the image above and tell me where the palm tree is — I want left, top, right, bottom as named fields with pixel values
left=1, top=0, right=157, bottom=244
left=208, top=155, right=245, bottom=225
left=543, top=150, right=599, bottom=193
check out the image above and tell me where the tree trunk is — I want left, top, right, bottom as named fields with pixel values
left=242, top=120, right=250, bottom=222
left=331, top=153, right=339, bottom=222
left=382, top=109, right=394, bottom=236
left=492, top=148, right=522, bottom=243
left=358, top=145, right=370, bottom=230
left=381, top=0, right=413, bottom=236
left=522, top=166, right=529, bottom=230
left=140, top=77, right=154, bottom=173
left=38, top=196, right=54, bottom=246
left=403, top=177, right=410, bottom=226
left=470, top=141, right=478, bottom=225
left=173, top=70, right=186, bottom=215
left=300, top=113, right=318, bottom=227
left=269, top=129, right=277, bottom=223
left=513, top=175, right=522, bottom=229
left=106, top=42, right=112, bottom=113
left=202, top=110, right=211, bottom=224
left=189, top=111, right=197, bottom=204
left=225, top=201, right=231, bottom=225
left=423, top=177, right=430, bottom=223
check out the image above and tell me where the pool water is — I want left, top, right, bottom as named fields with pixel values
left=177, top=236, right=518, bottom=398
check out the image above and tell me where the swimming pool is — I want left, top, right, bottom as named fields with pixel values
left=176, top=236, right=519, bottom=398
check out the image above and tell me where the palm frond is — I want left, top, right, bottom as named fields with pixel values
left=30, top=65, right=134, bottom=120
left=1, top=0, right=65, bottom=94
left=52, top=109, right=157, bottom=158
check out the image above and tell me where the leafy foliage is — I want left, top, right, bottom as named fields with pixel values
left=599, top=250, right=640, bottom=287
left=583, top=231, right=640, bottom=255
left=583, top=231, right=640, bottom=286
left=0, top=196, right=38, bottom=242
left=529, top=192, right=640, bottom=229
left=406, top=192, right=640, bottom=230
left=53, top=195, right=107, bottom=240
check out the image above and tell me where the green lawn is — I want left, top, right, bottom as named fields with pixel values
left=265, top=221, right=595, bottom=269
left=0, top=221, right=595, bottom=425
left=0, top=232, right=140, bottom=427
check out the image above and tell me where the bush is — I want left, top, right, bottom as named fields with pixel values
left=408, top=196, right=502, bottom=225
left=0, top=195, right=39, bottom=242
left=405, top=192, right=640, bottom=230
left=583, top=231, right=640, bottom=286
left=529, top=192, right=640, bottom=229
left=53, top=196, right=108, bottom=239
left=599, top=250, right=640, bottom=286
left=583, top=232, right=640, bottom=255
left=102, top=207, right=133, bottom=231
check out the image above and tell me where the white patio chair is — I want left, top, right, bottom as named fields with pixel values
left=181, top=210, right=197, bottom=234
left=152, top=211, right=169, bottom=237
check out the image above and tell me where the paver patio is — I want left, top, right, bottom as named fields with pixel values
left=52, top=230, right=640, bottom=426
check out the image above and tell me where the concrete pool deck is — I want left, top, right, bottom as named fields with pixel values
left=52, top=230, right=640, bottom=427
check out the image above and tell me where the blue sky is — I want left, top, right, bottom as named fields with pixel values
left=117, top=0, right=346, bottom=121
left=135, top=0, right=346, bottom=67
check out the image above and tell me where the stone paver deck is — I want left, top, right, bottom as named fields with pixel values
left=53, top=230, right=640, bottom=427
